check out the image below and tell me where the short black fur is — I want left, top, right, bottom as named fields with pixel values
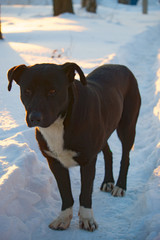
left=7, top=62, right=141, bottom=231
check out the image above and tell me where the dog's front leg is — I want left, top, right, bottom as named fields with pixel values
left=46, top=157, right=74, bottom=230
left=79, top=159, right=98, bottom=232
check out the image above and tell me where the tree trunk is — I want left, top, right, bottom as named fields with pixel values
left=142, top=0, right=148, bottom=14
left=81, top=0, right=97, bottom=13
left=0, top=24, right=2, bottom=40
left=53, top=0, right=74, bottom=16
left=0, top=4, right=3, bottom=40
left=81, top=0, right=87, bottom=8
left=118, top=0, right=129, bottom=4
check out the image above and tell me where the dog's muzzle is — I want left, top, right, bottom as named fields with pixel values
left=28, top=111, right=43, bottom=127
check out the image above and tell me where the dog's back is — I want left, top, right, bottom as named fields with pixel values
left=87, top=64, right=140, bottom=101
left=71, top=64, right=141, bottom=141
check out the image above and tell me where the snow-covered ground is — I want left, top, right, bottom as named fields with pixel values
left=0, top=1, right=160, bottom=239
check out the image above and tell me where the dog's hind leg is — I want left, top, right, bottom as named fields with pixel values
left=112, top=96, right=140, bottom=197
left=112, top=77, right=141, bottom=197
left=111, top=125, right=136, bottom=197
left=100, top=143, right=115, bottom=192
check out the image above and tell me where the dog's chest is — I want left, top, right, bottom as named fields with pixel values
left=38, top=118, right=78, bottom=168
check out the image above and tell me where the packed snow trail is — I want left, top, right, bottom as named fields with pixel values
left=104, top=22, right=160, bottom=240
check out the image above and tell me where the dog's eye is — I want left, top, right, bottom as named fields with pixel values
left=48, top=89, right=56, bottom=96
left=24, top=89, right=32, bottom=96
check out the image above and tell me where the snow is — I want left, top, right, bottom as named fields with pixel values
left=0, top=0, right=160, bottom=239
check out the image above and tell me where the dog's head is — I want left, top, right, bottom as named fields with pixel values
left=7, top=62, right=87, bottom=128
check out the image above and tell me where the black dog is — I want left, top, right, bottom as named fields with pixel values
left=7, top=62, right=141, bottom=231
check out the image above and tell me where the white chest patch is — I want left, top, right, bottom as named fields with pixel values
left=38, top=118, right=78, bottom=168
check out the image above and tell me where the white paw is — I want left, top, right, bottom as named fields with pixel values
left=101, top=182, right=114, bottom=192
left=79, top=206, right=98, bottom=232
left=111, top=186, right=125, bottom=197
left=49, top=207, right=73, bottom=230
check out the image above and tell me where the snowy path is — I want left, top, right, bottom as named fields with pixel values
left=0, top=3, right=160, bottom=240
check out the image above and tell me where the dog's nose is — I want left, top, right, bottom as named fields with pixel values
left=29, top=111, right=43, bottom=126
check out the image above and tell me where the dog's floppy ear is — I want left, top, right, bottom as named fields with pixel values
left=7, top=64, right=27, bottom=91
left=62, top=62, right=87, bottom=86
